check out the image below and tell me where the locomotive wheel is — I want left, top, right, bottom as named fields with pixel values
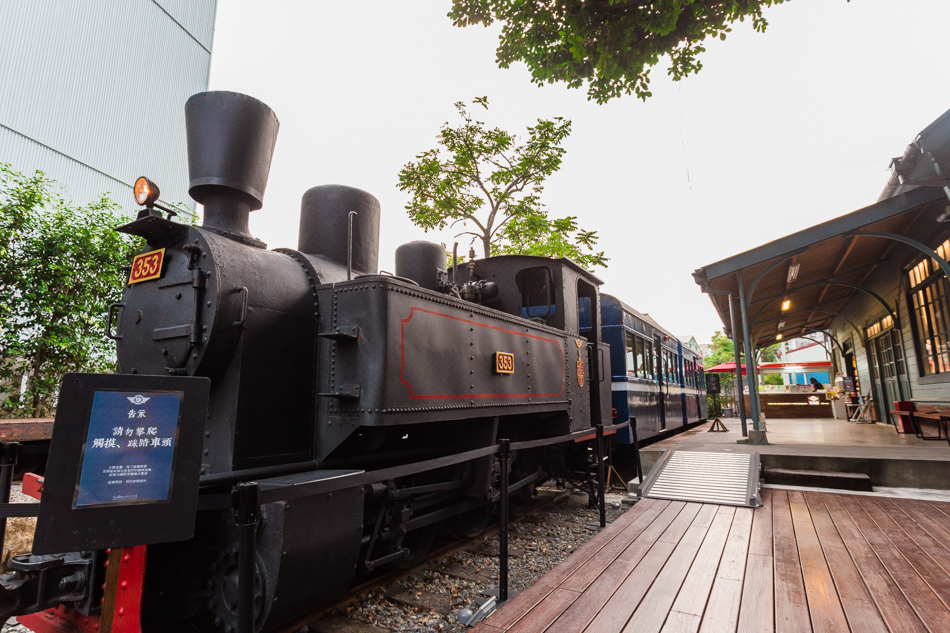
left=209, top=548, right=266, bottom=633
left=392, top=523, right=438, bottom=569
left=450, top=505, right=491, bottom=539
left=509, top=485, right=534, bottom=517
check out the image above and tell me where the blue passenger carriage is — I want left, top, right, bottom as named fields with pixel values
left=601, top=294, right=707, bottom=444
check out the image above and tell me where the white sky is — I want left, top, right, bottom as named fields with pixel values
left=207, top=0, right=950, bottom=345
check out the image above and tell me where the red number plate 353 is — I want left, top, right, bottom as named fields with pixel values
left=128, top=248, right=165, bottom=284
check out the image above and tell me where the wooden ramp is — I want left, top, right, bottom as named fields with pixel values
left=473, top=488, right=950, bottom=633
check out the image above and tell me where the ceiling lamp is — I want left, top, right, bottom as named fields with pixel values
left=782, top=299, right=791, bottom=311
left=787, top=263, right=800, bottom=283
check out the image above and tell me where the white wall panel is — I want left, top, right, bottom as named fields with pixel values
left=0, top=0, right=216, bottom=215
left=2, top=125, right=142, bottom=221
left=155, top=0, right=216, bottom=50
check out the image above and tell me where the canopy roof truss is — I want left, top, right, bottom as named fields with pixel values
left=693, top=186, right=949, bottom=349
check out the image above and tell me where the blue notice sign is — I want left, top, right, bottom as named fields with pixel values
left=74, top=390, right=183, bottom=507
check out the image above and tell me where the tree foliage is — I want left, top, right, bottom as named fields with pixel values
left=450, top=0, right=787, bottom=103
left=703, top=330, right=780, bottom=410
left=398, top=97, right=607, bottom=270
left=0, top=165, right=140, bottom=417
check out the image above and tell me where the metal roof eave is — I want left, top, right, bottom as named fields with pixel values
left=694, top=185, right=945, bottom=286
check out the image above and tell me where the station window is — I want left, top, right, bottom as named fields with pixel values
left=907, top=253, right=950, bottom=376
left=516, top=267, right=556, bottom=319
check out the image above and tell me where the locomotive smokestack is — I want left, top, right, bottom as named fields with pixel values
left=299, top=185, right=380, bottom=275
left=185, top=91, right=279, bottom=246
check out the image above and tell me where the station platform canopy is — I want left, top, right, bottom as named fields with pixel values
left=692, top=185, right=947, bottom=350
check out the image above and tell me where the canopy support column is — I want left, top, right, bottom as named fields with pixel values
left=738, top=270, right=763, bottom=436
left=728, top=294, right=748, bottom=436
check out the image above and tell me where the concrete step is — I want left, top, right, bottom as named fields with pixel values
left=763, top=467, right=873, bottom=491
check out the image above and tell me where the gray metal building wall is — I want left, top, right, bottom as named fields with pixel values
left=0, top=0, right=217, bottom=218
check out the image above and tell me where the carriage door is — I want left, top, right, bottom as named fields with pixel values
left=578, top=280, right=609, bottom=426
left=655, top=335, right=667, bottom=431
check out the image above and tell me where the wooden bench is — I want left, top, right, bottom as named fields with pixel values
left=911, top=410, right=950, bottom=444
left=890, top=409, right=917, bottom=434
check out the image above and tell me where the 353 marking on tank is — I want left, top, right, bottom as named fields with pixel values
left=128, top=248, right=165, bottom=284
left=494, top=352, right=515, bottom=375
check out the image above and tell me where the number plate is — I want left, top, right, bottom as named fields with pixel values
left=129, top=249, right=165, bottom=284
left=494, top=352, right=515, bottom=375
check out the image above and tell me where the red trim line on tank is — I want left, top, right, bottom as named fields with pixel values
left=400, top=307, right=565, bottom=399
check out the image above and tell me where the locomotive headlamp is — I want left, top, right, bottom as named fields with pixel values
left=134, top=176, right=160, bottom=207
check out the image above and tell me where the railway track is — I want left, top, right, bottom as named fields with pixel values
left=282, top=486, right=632, bottom=633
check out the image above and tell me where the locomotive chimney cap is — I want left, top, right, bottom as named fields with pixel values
left=185, top=91, right=279, bottom=210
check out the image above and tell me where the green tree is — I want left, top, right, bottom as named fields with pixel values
left=0, top=165, right=140, bottom=417
left=450, top=0, right=788, bottom=103
left=703, top=331, right=781, bottom=413
left=704, top=330, right=740, bottom=409
left=398, top=97, right=607, bottom=270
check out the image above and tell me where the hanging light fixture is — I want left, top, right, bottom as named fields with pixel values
left=787, top=263, right=800, bottom=283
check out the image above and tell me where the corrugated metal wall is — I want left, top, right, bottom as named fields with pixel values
left=0, top=0, right=217, bottom=218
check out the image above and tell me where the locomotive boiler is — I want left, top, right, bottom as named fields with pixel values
left=0, top=91, right=615, bottom=633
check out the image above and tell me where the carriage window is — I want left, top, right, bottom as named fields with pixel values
left=624, top=331, right=636, bottom=378
left=645, top=341, right=654, bottom=380
left=635, top=337, right=645, bottom=377
left=516, top=267, right=556, bottom=319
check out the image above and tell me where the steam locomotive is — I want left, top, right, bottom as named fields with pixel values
left=0, top=92, right=623, bottom=633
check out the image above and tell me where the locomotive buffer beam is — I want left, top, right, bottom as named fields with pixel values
left=0, top=552, right=98, bottom=623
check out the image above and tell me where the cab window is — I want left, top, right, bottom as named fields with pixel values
left=516, top=267, right=556, bottom=319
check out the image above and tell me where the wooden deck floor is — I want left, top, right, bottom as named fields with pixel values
left=473, top=489, right=950, bottom=633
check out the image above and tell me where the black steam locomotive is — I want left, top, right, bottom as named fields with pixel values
left=0, top=92, right=617, bottom=632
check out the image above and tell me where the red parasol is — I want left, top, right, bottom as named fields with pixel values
left=705, top=361, right=747, bottom=376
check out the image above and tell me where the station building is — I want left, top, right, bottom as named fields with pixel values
left=694, top=107, right=950, bottom=433
left=0, top=0, right=218, bottom=218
